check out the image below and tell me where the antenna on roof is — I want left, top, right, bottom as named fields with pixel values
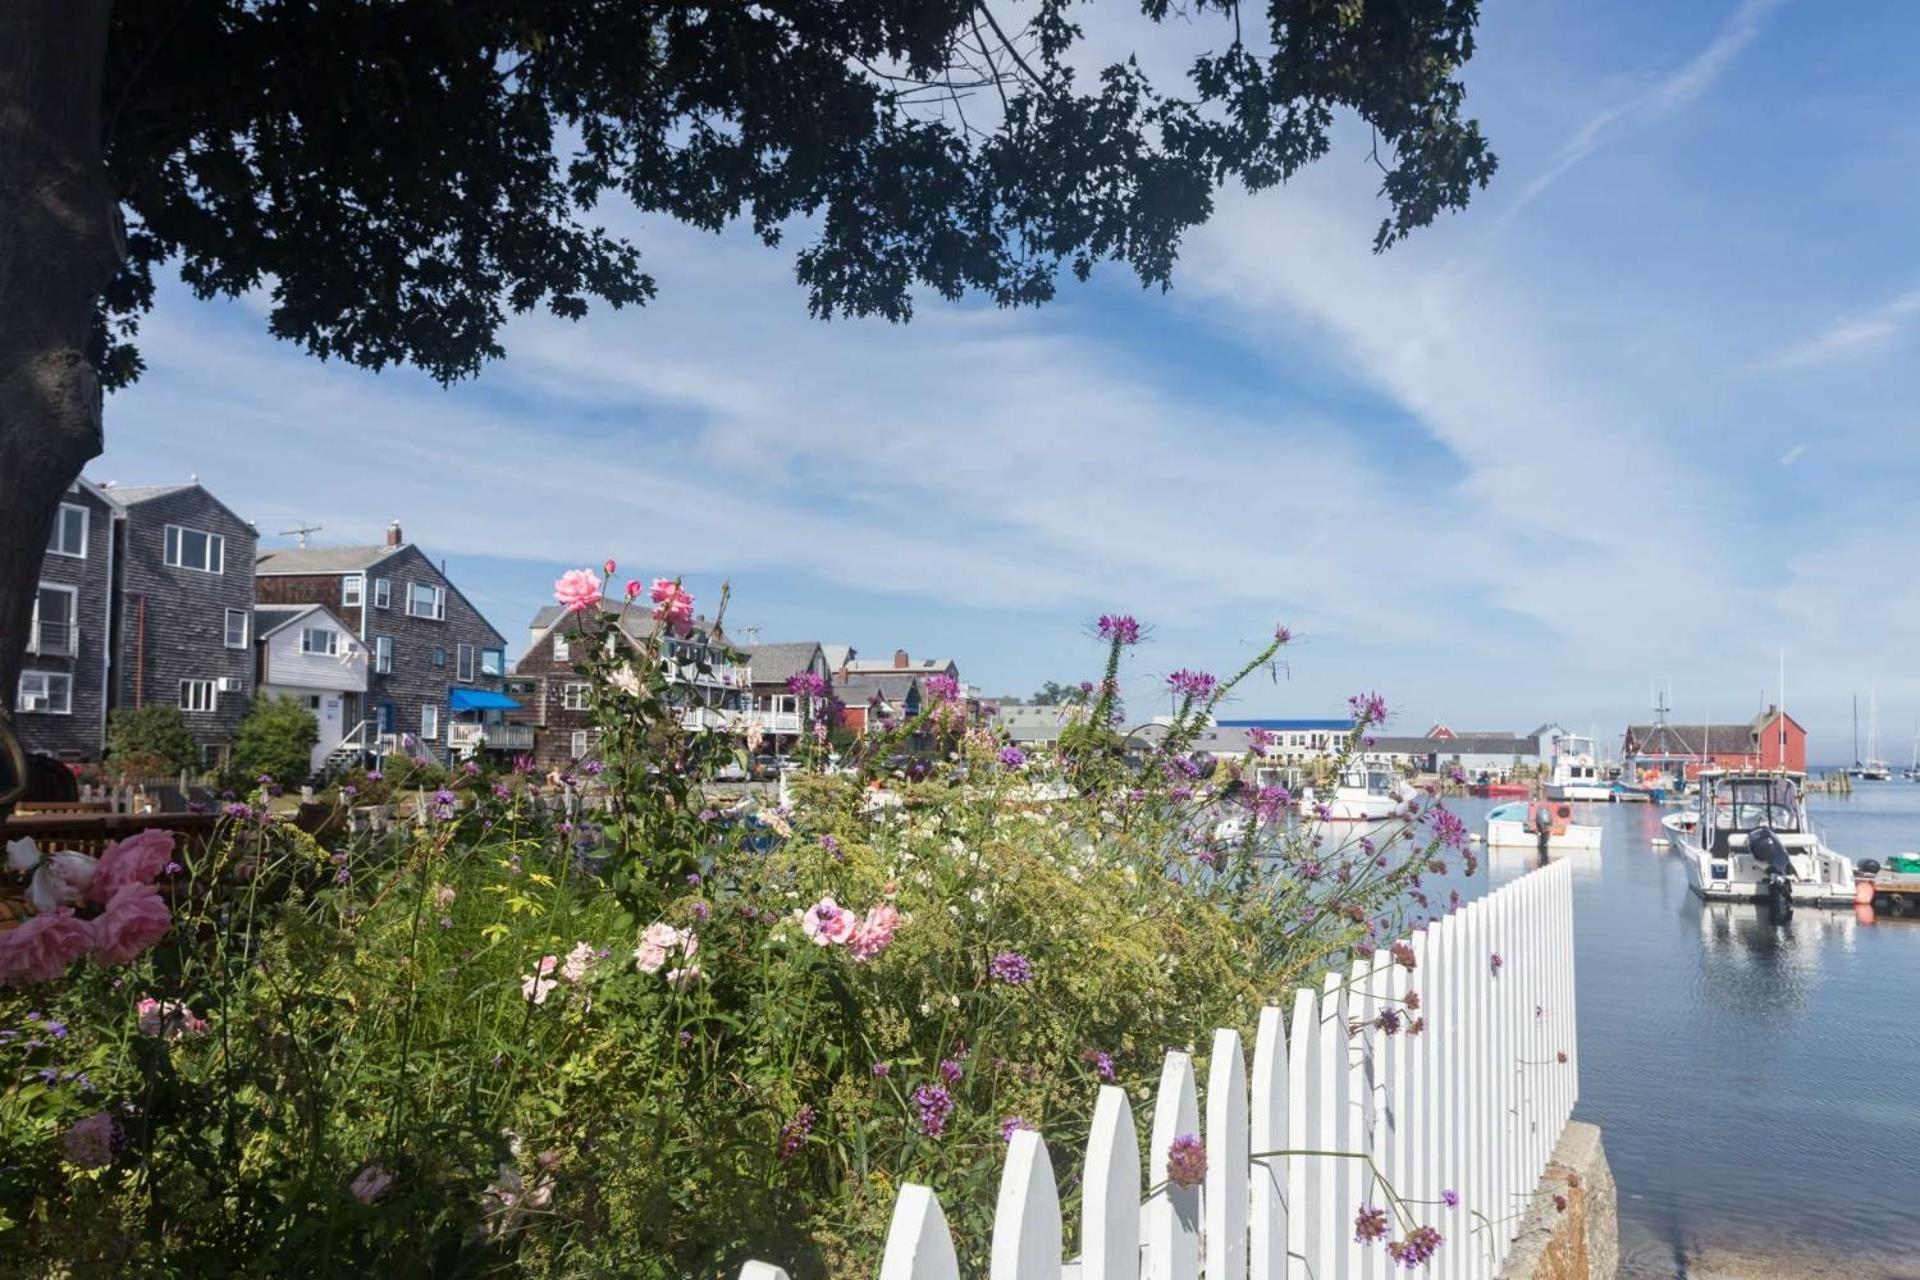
left=279, top=522, right=323, bottom=548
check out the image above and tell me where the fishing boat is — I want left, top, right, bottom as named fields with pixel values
left=1466, top=772, right=1530, bottom=799
left=1485, top=800, right=1603, bottom=850
left=1660, top=769, right=1857, bottom=907
left=1301, top=763, right=1416, bottom=821
left=1543, top=737, right=1611, bottom=802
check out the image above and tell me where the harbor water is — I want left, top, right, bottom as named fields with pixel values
left=1440, top=787, right=1920, bottom=1278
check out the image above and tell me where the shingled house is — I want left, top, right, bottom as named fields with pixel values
left=17, top=479, right=121, bottom=761
left=741, top=641, right=832, bottom=756
left=510, top=602, right=748, bottom=768
left=1622, top=706, right=1806, bottom=780
left=255, top=523, right=510, bottom=764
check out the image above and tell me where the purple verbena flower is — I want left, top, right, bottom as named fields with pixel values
left=911, top=1083, right=954, bottom=1137
left=1166, top=1133, right=1207, bottom=1188
left=998, top=746, right=1027, bottom=769
left=776, top=1104, right=816, bottom=1160
left=989, top=951, right=1033, bottom=985
left=1355, top=1205, right=1390, bottom=1244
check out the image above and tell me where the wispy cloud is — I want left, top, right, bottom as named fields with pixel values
left=1495, top=0, right=1781, bottom=229
left=1778, top=442, right=1808, bottom=465
left=1755, top=285, right=1920, bottom=373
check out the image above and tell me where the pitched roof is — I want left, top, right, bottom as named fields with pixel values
left=255, top=544, right=406, bottom=575
left=838, top=673, right=921, bottom=703
left=526, top=599, right=733, bottom=649
left=821, top=644, right=854, bottom=671
left=1623, top=722, right=1766, bottom=757
left=104, top=483, right=193, bottom=505
left=253, top=604, right=318, bottom=638
left=845, top=657, right=958, bottom=676
left=742, top=642, right=824, bottom=685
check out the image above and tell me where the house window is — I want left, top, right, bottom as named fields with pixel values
left=18, top=670, right=72, bottom=715
left=373, top=577, right=391, bottom=610
left=421, top=704, right=440, bottom=743
left=456, top=644, right=475, bottom=682
left=374, top=635, right=393, bottom=674
left=301, top=627, right=338, bottom=656
left=561, top=683, right=590, bottom=711
left=47, top=503, right=88, bottom=558
left=570, top=730, right=590, bottom=759
left=342, top=574, right=364, bottom=607
left=552, top=634, right=571, bottom=662
left=200, top=743, right=227, bottom=770
left=224, top=608, right=249, bottom=649
left=432, top=646, right=446, bottom=668
left=376, top=702, right=395, bottom=734
left=164, top=524, right=225, bottom=573
left=480, top=648, right=504, bottom=677
left=406, top=582, right=445, bottom=620
left=28, top=584, right=77, bottom=657
left=180, top=679, right=217, bottom=713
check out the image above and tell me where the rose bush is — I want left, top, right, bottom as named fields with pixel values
left=0, top=569, right=1468, bottom=1276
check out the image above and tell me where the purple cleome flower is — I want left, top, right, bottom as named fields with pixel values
left=1166, top=669, right=1217, bottom=701
left=1348, top=690, right=1389, bottom=724
left=1097, top=614, right=1142, bottom=646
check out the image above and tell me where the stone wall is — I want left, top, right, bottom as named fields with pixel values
left=1497, top=1121, right=1619, bottom=1280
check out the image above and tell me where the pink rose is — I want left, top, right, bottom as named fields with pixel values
left=0, top=911, right=96, bottom=986
left=649, top=578, right=694, bottom=631
left=553, top=568, right=603, bottom=614
left=634, top=942, right=668, bottom=974
left=603, top=558, right=617, bottom=577
left=90, top=828, right=175, bottom=904
left=136, top=997, right=208, bottom=1039
left=92, top=882, right=173, bottom=965
left=850, top=903, right=902, bottom=961
left=642, top=921, right=684, bottom=950
left=63, top=1112, right=119, bottom=1168
left=624, top=579, right=642, bottom=600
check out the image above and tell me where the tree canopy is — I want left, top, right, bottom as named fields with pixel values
left=97, top=0, right=1495, bottom=390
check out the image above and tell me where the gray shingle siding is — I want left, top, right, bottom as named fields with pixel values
left=115, top=486, right=260, bottom=757
left=15, top=485, right=118, bottom=760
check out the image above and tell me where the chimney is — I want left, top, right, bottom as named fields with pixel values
left=385, top=520, right=403, bottom=548
left=893, top=648, right=909, bottom=670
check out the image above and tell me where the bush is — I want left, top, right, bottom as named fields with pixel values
left=229, top=694, right=320, bottom=786
left=1, top=583, right=1466, bottom=1276
left=103, top=704, right=198, bottom=777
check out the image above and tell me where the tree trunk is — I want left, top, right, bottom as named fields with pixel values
left=0, top=1, right=122, bottom=802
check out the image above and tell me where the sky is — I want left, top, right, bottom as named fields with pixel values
left=95, top=0, right=1920, bottom=763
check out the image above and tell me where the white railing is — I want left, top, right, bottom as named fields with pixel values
left=27, top=618, right=78, bottom=657
left=746, top=710, right=803, bottom=735
left=741, top=860, right=1577, bottom=1280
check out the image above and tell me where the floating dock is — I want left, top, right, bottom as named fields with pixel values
left=1860, top=871, right=1920, bottom=916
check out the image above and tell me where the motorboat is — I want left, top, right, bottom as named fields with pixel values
left=1485, top=800, right=1603, bottom=850
left=1467, top=773, right=1530, bottom=799
left=1301, top=764, right=1416, bottom=821
left=1543, top=737, right=1611, bottom=802
left=1661, top=769, right=1856, bottom=907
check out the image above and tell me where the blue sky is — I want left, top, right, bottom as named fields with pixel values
left=96, top=0, right=1920, bottom=761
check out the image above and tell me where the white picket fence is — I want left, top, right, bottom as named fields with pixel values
left=742, top=858, right=1577, bottom=1280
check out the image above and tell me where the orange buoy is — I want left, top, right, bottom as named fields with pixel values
left=1855, top=879, right=1877, bottom=907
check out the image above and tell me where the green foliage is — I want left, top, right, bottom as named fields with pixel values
left=96, top=1, right=1495, bottom=389
left=2, top=595, right=1463, bottom=1276
left=103, top=704, right=197, bottom=777
left=229, top=694, right=319, bottom=785
left=1027, top=680, right=1085, bottom=706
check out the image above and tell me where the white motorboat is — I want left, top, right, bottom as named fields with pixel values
left=1543, top=736, right=1611, bottom=802
left=1485, top=800, right=1603, bottom=850
left=1661, top=769, right=1856, bottom=907
left=1301, top=764, right=1416, bottom=821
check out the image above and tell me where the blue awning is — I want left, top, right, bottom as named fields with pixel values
left=449, top=687, right=520, bottom=712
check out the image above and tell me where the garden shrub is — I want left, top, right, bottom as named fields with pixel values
left=1, top=571, right=1468, bottom=1276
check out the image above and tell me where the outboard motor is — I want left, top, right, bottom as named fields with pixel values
left=1749, top=826, right=1794, bottom=923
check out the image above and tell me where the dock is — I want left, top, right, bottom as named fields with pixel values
left=1863, top=871, right=1920, bottom=916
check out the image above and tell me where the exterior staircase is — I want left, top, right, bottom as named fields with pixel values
left=321, top=720, right=372, bottom=780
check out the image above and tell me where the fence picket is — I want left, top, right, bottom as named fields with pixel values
left=1206, top=1028, right=1249, bottom=1280
left=992, top=1128, right=1063, bottom=1279
left=877, top=1184, right=961, bottom=1280
left=1348, top=953, right=1382, bottom=1280
left=739, top=1264, right=791, bottom=1280
left=1146, top=1051, right=1201, bottom=1279
left=1250, top=1006, right=1289, bottom=1280
left=1084, top=1085, right=1142, bottom=1280
left=1285, top=989, right=1314, bottom=1280
left=1313, top=970, right=1349, bottom=1280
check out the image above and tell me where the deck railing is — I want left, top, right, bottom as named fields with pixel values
left=740, top=859, right=1577, bottom=1280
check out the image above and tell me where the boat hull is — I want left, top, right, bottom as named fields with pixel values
left=1661, top=813, right=1858, bottom=906
left=1544, top=783, right=1613, bottom=802
left=1486, top=819, right=1602, bottom=850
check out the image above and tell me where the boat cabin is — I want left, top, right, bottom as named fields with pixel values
left=1338, top=764, right=1402, bottom=797
left=1698, top=770, right=1814, bottom=856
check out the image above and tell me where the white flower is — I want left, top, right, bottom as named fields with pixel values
left=665, top=965, right=703, bottom=991
left=609, top=665, right=643, bottom=697
left=5, top=837, right=41, bottom=871
left=560, top=941, right=597, bottom=983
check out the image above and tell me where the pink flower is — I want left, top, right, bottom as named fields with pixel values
left=522, top=955, right=559, bottom=1004
left=90, top=828, right=175, bottom=904
left=634, top=943, right=669, bottom=974
left=603, top=558, right=617, bottom=576
left=554, top=568, right=603, bottom=614
left=649, top=578, right=694, bottom=630
left=850, top=903, right=902, bottom=961
left=625, top=578, right=642, bottom=599
left=801, top=897, right=857, bottom=946
left=666, top=964, right=702, bottom=991
left=136, top=997, right=208, bottom=1038
left=91, top=883, right=172, bottom=965
left=0, top=911, right=97, bottom=985
left=642, top=921, right=684, bottom=950
left=560, top=941, right=598, bottom=983
left=350, top=1164, right=394, bottom=1204
left=63, top=1112, right=118, bottom=1168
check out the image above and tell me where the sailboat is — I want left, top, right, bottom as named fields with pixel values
left=1854, top=687, right=1892, bottom=781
